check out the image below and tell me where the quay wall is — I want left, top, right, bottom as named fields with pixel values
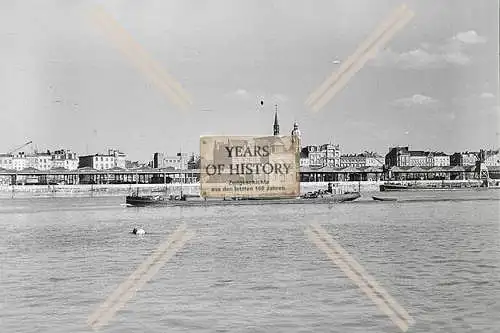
left=0, top=179, right=485, bottom=198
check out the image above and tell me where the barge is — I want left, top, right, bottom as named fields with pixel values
left=379, top=184, right=409, bottom=191
left=372, top=196, right=398, bottom=202
left=379, top=180, right=491, bottom=192
left=126, top=192, right=360, bottom=207
left=125, top=183, right=361, bottom=207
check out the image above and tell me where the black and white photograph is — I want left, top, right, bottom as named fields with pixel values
left=0, top=1, right=499, bottom=332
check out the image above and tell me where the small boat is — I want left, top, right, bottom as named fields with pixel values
left=372, top=196, right=398, bottom=202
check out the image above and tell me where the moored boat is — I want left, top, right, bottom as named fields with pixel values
left=125, top=192, right=361, bottom=207
left=380, top=184, right=409, bottom=191
left=380, top=180, right=488, bottom=192
left=372, top=196, right=398, bottom=202
left=125, top=183, right=360, bottom=207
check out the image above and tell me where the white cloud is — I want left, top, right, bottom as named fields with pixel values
left=228, top=88, right=253, bottom=101
left=373, top=47, right=470, bottom=69
left=234, top=89, right=250, bottom=98
left=392, top=48, right=440, bottom=68
left=391, top=94, right=438, bottom=108
left=480, top=92, right=495, bottom=99
left=372, top=30, right=486, bottom=69
left=442, top=51, right=471, bottom=65
left=452, top=30, right=487, bottom=44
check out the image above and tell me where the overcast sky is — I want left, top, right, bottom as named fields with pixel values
left=1, top=0, right=498, bottom=161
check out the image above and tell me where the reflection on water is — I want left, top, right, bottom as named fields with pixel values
left=1, top=191, right=499, bottom=333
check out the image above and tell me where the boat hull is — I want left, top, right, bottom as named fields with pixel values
left=380, top=182, right=485, bottom=192
left=380, top=184, right=409, bottom=192
left=372, top=196, right=398, bottom=202
left=125, top=193, right=361, bottom=207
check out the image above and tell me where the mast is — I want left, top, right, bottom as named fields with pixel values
left=179, top=147, right=184, bottom=197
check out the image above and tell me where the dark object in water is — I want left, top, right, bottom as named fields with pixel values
left=125, top=192, right=361, bottom=207
left=372, top=196, right=398, bottom=202
left=380, top=184, right=408, bottom=191
left=132, top=227, right=145, bottom=235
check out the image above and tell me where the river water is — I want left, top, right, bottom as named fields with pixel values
left=1, top=191, right=499, bottom=333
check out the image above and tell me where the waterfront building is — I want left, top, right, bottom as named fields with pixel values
left=303, top=146, right=323, bottom=167
left=302, top=143, right=341, bottom=168
left=483, top=149, right=500, bottom=166
left=340, top=154, right=366, bottom=168
left=78, top=155, right=112, bottom=170
left=320, top=143, right=341, bottom=167
left=125, top=160, right=147, bottom=169
left=1, top=148, right=79, bottom=171
left=364, top=152, right=385, bottom=167
left=299, top=149, right=310, bottom=167
left=412, top=151, right=433, bottom=166
left=12, top=152, right=31, bottom=171
left=450, top=152, right=478, bottom=166
left=279, top=115, right=339, bottom=168
left=339, top=152, right=383, bottom=168
left=385, top=146, right=410, bottom=167
left=50, top=149, right=79, bottom=170
left=79, top=149, right=127, bottom=170
left=107, top=149, right=126, bottom=169
left=299, top=165, right=384, bottom=182
left=0, top=154, right=13, bottom=169
left=385, top=146, right=450, bottom=167
left=313, top=146, right=325, bottom=167
left=153, top=152, right=189, bottom=170
left=35, top=152, right=52, bottom=171
left=432, top=152, right=451, bottom=167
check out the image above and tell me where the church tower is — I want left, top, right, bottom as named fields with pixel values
left=273, top=104, right=280, bottom=136
left=291, top=122, right=301, bottom=140
left=292, top=122, right=301, bottom=144
left=291, top=121, right=301, bottom=153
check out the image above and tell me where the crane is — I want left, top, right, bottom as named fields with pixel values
left=7, top=141, right=33, bottom=155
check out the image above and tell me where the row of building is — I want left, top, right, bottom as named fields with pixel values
left=299, top=145, right=384, bottom=168
left=297, top=145, right=499, bottom=170
left=0, top=147, right=201, bottom=173
left=1, top=144, right=498, bottom=175
left=385, top=147, right=500, bottom=168
left=0, top=149, right=128, bottom=171
left=1, top=110, right=499, bottom=174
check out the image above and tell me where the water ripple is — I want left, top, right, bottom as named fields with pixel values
left=0, top=195, right=499, bottom=332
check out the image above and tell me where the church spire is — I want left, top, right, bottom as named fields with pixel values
left=273, top=104, right=280, bottom=136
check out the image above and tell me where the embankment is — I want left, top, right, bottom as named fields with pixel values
left=0, top=182, right=377, bottom=198
left=0, top=180, right=488, bottom=199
